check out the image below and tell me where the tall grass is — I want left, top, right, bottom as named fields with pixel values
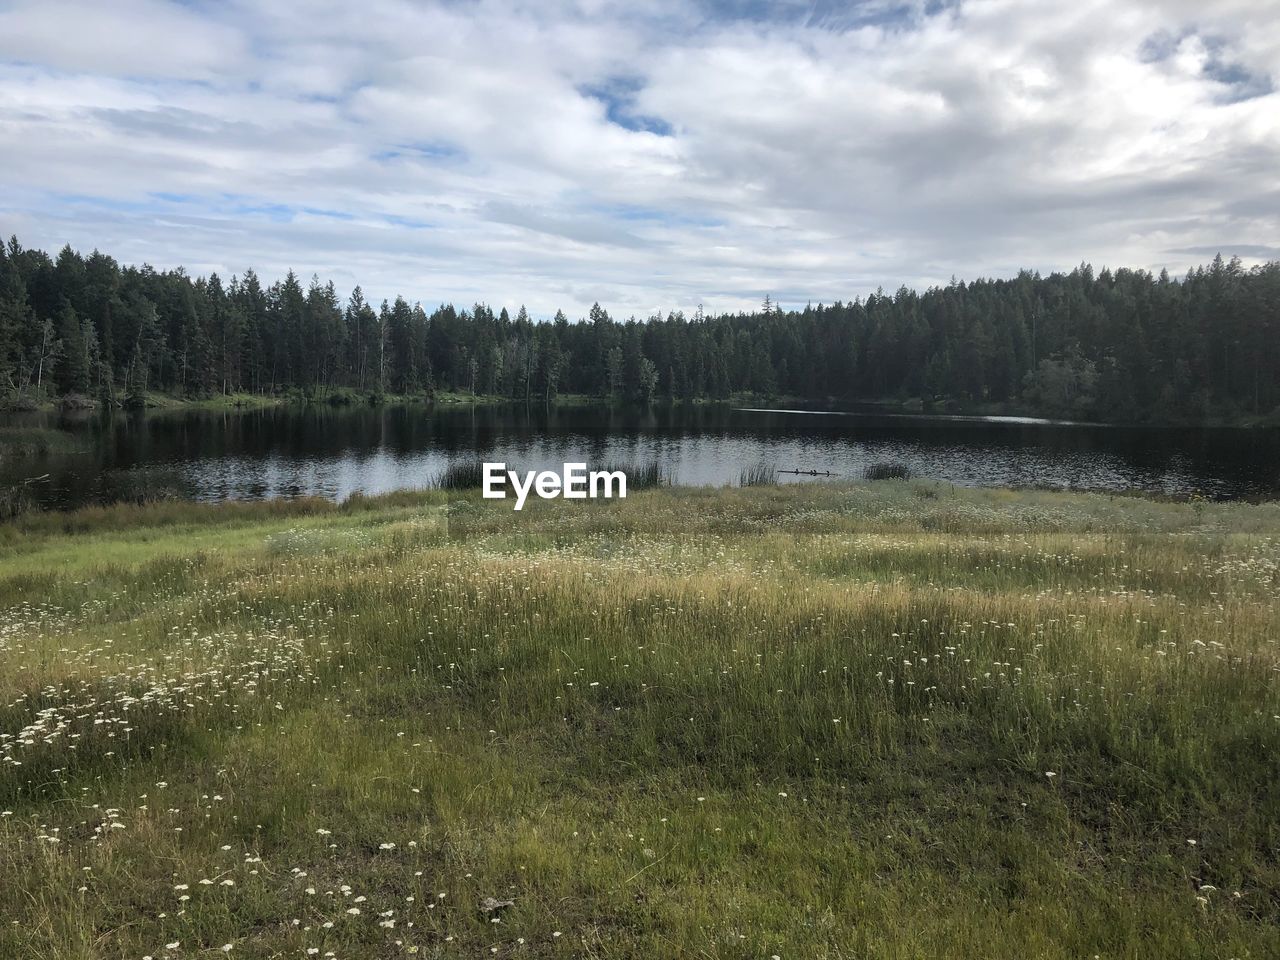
left=97, top=465, right=193, bottom=505
left=602, top=459, right=666, bottom=489
left=864, top=459, right=913, bottom=480
left=433, top=458, right=487, bottom=490
left=0, top=483, right=1276, bottom=958
left=739, top=462, right=776, bottom=486
left=0, top=484, right=35, bottom=521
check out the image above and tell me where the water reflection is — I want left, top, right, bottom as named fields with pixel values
left=2, top=402, right=1278, bottom=508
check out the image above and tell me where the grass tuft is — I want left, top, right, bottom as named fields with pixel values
left=433, top=459, right=487, bottom=490
left=864, top=460, right=914, bottom=480
left=739, top=462, right=777, bottom=486
left=604, top=460, right=665, bottom=489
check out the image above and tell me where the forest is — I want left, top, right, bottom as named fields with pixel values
left=0, top=235, right=1277, bottom=423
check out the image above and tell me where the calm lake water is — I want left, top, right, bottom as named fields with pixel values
left=3, top=402, right=1279, bottom=508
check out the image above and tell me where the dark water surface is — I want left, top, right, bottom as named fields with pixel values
left=3, top=402, right=1279, bottom=508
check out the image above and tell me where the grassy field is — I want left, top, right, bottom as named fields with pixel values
left=0, top=482, right=1277, bottom=958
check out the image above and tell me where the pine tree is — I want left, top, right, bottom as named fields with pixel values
left=0, top=245, right=30, bottom=397
left=0, top=231, right=1275, bottom=423
left=54, top=304, right=90, bottom=395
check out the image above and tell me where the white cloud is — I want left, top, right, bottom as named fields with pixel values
left=0, top=0, right=1276, bottom=316
left=0, top=0, right=247, bottom=78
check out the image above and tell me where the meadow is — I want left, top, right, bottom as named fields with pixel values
left=0, top=481, right=1277, bottom=958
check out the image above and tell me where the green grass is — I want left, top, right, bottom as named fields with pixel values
left=0, top=481, right=1277, bottom=958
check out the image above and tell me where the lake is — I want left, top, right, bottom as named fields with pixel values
left=3, top=402, right=1279, bottom=509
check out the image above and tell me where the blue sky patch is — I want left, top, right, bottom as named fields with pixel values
left=580, top=78, right=674, bottom=136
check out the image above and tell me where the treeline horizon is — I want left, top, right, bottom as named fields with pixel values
left=1, top=234, right=1277, bottom=423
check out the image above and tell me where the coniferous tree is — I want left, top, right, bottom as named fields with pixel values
left=0, top=244, right=30, bottom=396
left=1, top=234, right=1278, bottom=423
left=54, top=304, right=90, bottom=395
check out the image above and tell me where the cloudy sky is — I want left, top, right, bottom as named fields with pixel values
left=0, top=0, right=1277, bottom=317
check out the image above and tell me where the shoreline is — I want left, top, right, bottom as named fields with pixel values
left=3, top=390, right=1279, bottom=429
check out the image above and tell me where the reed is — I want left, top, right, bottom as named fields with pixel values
left=602, top=459, right=665, bottom=489
left=739, top=462, right=777, bottom=486
left=433, top=458, right=487, bottom=490
left=0, top=484, right=34, bottom=521
left=864, top=459, right=913, bottom=480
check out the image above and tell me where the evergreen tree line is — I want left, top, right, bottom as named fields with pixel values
left=1, top=235, right=1277, bottom=422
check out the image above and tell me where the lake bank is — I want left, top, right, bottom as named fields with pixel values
left=6, top=387, right=1280, bottom=429
left=0, top=389, right=598, bottom=415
